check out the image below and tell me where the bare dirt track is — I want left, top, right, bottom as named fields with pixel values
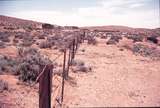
left=64, top=38, right=160, bottom=107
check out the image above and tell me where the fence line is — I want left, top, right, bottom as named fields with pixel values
left=37, top=30, right=86, bottom=108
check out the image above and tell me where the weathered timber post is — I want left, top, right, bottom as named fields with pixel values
left=61, top=49, right=66, bottom=104
left=75, top=38, right=77, bottom=52
left=72, top=39, right=75, bottom=60
left=83, top=31, right=85, bottom=43
left=39, top=64, right=53, bottom=108
left=66, top=47, right=71, bottom=79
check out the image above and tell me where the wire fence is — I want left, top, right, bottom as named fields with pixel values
left=36, top=30, right=86, bottom=108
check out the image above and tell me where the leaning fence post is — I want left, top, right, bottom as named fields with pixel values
left=39, top=64, right=53, bottom=108
left=61, top=49, right=66, bottom=104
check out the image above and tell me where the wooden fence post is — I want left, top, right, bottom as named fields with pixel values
left=72, top=39, right=75, bottom=60
left=66, top=48, right=71, bottom=79
left=61, top=49, right=66, bottom=104
left=83, top=31, right=85, bottom=43
left=39, top=64, right=53, bottom=108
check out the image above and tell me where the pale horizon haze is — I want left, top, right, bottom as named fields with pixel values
left=0, top=0, right=160, bottom=28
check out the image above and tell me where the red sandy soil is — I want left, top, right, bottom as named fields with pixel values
left=63, top=38, right=160, bottom=107
left=0, top=38, right=160, bottom=107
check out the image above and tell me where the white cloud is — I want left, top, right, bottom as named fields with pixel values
left=9, top=0, right=159, bottom=28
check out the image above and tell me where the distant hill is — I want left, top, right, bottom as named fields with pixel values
left=0, top=15, right=42, bottom=28
left=0, top=15, right=159, bottom=37
left=82, top=25, right=160, bottom=37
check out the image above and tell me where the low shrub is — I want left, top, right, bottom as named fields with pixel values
left=0, top=32, right=10, bottom=42
left=0, top=55, right=18, bottom=74
left=106, top=39, right=117, bottom=45
left=73, top=65, right=92, bottom=73
left=21, top=37, right=34, bottom=47
left=0, top=41, right=5, bottom=48
left=17, top=47, right=38, bottom=57
left=147, top=36, right=158, bottom=44
left=126, top=35, right=144, bottom=43
left=71, top=59, right=85, bottom=66
left=16, top=48, right=52, bottom=82
left=0, top=80, right=8, bottom=92
left=38, top=35, right=45, bottom=39
left=39, top=41, right=52, bottom=48
left=132, top=43, right=160, bottom=59
left=106, top=35, right=122, bottom=45
left=87, top=36, right=97, bottom=45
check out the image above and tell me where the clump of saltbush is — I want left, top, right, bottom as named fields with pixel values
left=0, top=80, right=8, bottom=92
left=71, top=59, right=92, bottom=73
left=106, top=35, right=122, bottom=45
left=0, top=41, right=5, bottom=48
left=132, top=43, right=160, bottom=59
left=0, top=55, right=18, bottom=74
left=87, top=36, right=97, bottom=45
left=0, top=32, right=10, bottom=43
left=39, top=40, right=52, bottom=49
left=126, top=35, right=144, bottom=43
left=16, top=47, right=52, bottom=83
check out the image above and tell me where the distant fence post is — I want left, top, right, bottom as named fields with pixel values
left=72, top=39, right=75, bottom=60
left=39, top=64, right=53, bottom=108
left=75, top=36, right=79, bottom=52
left=83, top=31, right=85, bottom=42
left=66, top=47, right=71, bottom=79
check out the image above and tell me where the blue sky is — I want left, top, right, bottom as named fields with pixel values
left=0, top=0, right=159, bottom=28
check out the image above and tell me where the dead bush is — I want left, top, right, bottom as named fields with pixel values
left=0, top=80, right=8, bottom=92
